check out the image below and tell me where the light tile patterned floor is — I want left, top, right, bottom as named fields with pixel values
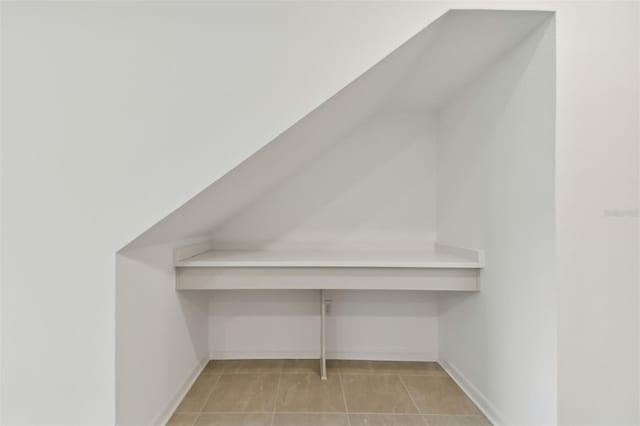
left=167, top=360, right=491, bottom=426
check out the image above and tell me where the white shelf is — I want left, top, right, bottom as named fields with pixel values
left=174, top=243, right=483, bottom=291
left=175, top=248, right=483, bottom=269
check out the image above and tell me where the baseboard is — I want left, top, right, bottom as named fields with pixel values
left=327, top=350, right=436, bottom=361
left=438, top=359, right=509, bottom=426
left=210, top=350, right=320, bottom=360
left=210, top=350, right=436, bottom=361
left=152, top=358, right=208, bottom=426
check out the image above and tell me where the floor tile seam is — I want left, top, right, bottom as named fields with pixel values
left=276, top=411, right=349, bottom=414
left=197, top=410, right=352, bottom=414
left=336, top=372, right=352, bottom=426
left=338, top=371, right=444, bottom=376
left=422, top=413, right=486, bottom=417
left=397, top=373, right=423, bottom=416
left=192, top=410, right=468, bottom=415
left=420, top=413, right=492, bottom=426
left=391, top=372, right=446, bottom=376
left=197, top=411, right=274, bottom=414
left=270, top=371, right=283, bottom=426
left=193, top=372, right=224, bottom=426
left=348, top=412, right=428, bottom=416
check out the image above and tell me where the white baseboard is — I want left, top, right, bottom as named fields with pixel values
left=327, top=350, right=436, bottom=361
left=439, top=359, right=508, bottom=426
left=210, top=350, right=436, bottom=361
left=210, top=350, right=320, bottom=360
left=152, top=358, right=208, bottom=426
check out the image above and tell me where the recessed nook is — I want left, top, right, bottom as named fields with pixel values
left=116, top=9, right=555, bottom=426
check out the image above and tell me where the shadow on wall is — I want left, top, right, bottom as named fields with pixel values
left=116, top=241, right=210, bottom=425
left=207, top=289, right=439, bottom=317
left=124, top=16, right=439, bottom=250
left=437, top=17, right=556, bottom=426
left=437, top=15, right=554, bottom=317
left=210, top=112, right=436, bottom=250
left=208, top=289, right=440, bottom=361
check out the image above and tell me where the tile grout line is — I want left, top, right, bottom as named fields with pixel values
left=187, top=411, right=466, bottom=415
left=171, top=360, right=484, bottom=425
left=188, top=411, right=472, bottom=417
left=397, top=373, right=425, bottom=423
left=270, top=367, right=283, bottom=426
left=421, top=413, right=432, bottom=426
left=192, top=366, right=224, bottom=426
left=188, top=411, right=482, bottom=415
left=336, top=370, right=352, bottom=426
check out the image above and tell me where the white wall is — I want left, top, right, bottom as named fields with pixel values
left=205, top=111, right=439, bottom=368
left=2, top=2, right=639, bottom=425
left=208, top=290, right=439, bottom=362
left=325, top=290, right=439, bottom=361
left=116, top=241, right=209, bottom=426
left=554, top=2, right=639, bottom=424
left=437, top=18, right=556, bottom=426
left=0, top=3, right=447, bottom=424
left=210, top=111, right=437, bottom=251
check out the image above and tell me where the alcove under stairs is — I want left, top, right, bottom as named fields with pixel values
left=117, top=8, right=556, bottom=426
left=126, top=9, right=551, bottom=291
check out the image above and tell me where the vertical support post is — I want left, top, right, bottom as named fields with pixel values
left=320, top=289, right=327, bottom=380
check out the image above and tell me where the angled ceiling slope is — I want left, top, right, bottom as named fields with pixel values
left=123, top=9, right=552, bottom=250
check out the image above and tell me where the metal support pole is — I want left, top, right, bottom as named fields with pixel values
left=320, top=289, right=327, bottom=380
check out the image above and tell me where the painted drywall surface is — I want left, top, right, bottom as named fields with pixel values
left=125, top=20, right=441, bottom=250
left=0, top=2, right=450, bottom=424
left=437, top=19, right=556, bottom=426
left=126, top=10, right=553, bottom=250
left=388, top=10, right=551, bottom=110
left=554, top=2, right=639, bottom=425
left=434, top=3, right=640, bottom=424
left=205, top=111, right=439, bottom=364
left=208, top=290, right=438, bottom=362
left=116, top=241, right=209, bottom=426
left=209, top=111, right=437, bottom=251
left=325, top=290, right=438, bottom=361
left=2, top=1, right=639, bottom=425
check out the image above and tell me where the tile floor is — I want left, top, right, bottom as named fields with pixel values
left=167, top=360, right=491, bottom=426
